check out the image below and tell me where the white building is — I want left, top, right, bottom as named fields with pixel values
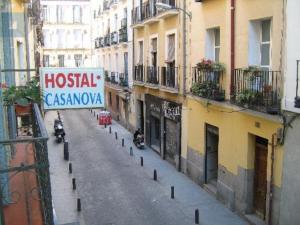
left=279, top=1, right=300, bottom=224
left=41, top=0, right=92, bottom=67
left=91, top=0, right=134, bottom=130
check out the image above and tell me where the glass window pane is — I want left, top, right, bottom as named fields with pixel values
left=261, top=43, right=270, bottom=66
left=214, top=28, right=220, bottom=46
left=262, top=20, right=271, bottom=42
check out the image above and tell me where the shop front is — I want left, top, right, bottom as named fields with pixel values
left=145, top=94, right=181, bottom=170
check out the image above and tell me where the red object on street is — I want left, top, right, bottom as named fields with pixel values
left=99, top=111, right=112, bottom=125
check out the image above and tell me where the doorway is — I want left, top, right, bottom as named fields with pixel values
left=253, top=136, right=268, bottom=220
left=205, top=124, right=219, bottom=187
left=137, top=100, right=144, bottom=132
left=164, top=118, right=177, bottom=165
left=150, top=115, right=160, bottom=153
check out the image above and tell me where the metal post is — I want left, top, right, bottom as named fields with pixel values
left=171, top=186, right=174, bottom=199
left=115, top=132, right=118, bottom=139
left=130, top=147, right=133, bottom=156
left=122, top=138, right=124, bottom=147
left=77, top=198, right=81, bottom=211
left=183, top=0, right=187, bottom=96
left=69, top=163, right=72, bottom=174
left=140, top=157, right=143, bottom=167
left=97, top=114, right=99, bottom=120
left=109, top=126, right=111, bottom=133
left=72, top=178, right=76, bottom=190
left=64, top=141, right=69, bottom=161
left=195, top=209, right=199, bottom=224
left=153, top=170, right=157, bottom=181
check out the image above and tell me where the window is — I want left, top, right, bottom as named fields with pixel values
left=43, top=55, right=49, bottom=67
left=248, top=19, right=271, bottom=68
left=57, top=29, right=65, bottom=48
left=151, top=38, right=158, bottom=67
left=116, top=95, right=119, bottom=110
left=57, top=5, right=63, bottom=23
left=114, top=14, right=118, bottom=31
left=166, top=34, right=175, bottom=64
left=58, top=55, right=64, bottom=67
left=115, top=53, right=119, bottom=73
left=109, top=92, right=112, bottom=106
left=73, top=29, right=82, bottom=48
left=261, top=20, right=271, bottom=68
left=74, top=54, right=82, bottom=67
left=138, top=41, right=143, bottom=65
left=73, top=5, right=82, bottom=23
left=205, top=27, right=220, bottom=62
left=43, top=6, right=49, bottom=22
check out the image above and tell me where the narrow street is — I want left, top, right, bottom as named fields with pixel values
left=46, top=109, right=248, bottom=225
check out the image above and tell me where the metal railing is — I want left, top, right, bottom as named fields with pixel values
left=231, top=68, right=282, bottom=114
left=146, top=66, right=159, bottom=85
left=119, top=28, right=128, bottom=43
left=0, top=104, right=54, bottom=225
left=110, top=32, right=118, bottom=45
left=119, top=73, right=128, bottom=87
left=160, top=66, right=178, bottom=89
left=295, top=60, right=300, bottom=108
left=110, top=72, right=118, bottom=84
left=104, top=34, right=111, bottom=47
left=94, top=38, right=100, bottom=48
left=121, top=18, right=127, bottom=28
left=134, top=65, right=144, bottom=82
left=191, top=67, right=225, bottom=101
left=103, top=0, right=110, bottom=11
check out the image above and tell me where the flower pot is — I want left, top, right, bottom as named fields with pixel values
left=15, top=104, right=32, bottom=116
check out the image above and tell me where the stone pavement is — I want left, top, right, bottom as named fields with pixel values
left=84, top=109, right=249, bottom=225
left=45, top=110, right=85, bottom=225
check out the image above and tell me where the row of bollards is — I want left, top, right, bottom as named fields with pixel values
left=102, top=116, right=200, bottom=224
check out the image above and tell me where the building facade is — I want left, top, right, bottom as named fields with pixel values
left=279, top=0, right=300, bottom=224
left=41, top=0, right=92, bottom=68
left=92, top=0, right=134, bottom=130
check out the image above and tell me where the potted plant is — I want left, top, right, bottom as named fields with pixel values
left=196, top=59, right=225, bottom=72
left=2, top=78, right=41, bottom=116
left=191, top=80, right=225, bottom=101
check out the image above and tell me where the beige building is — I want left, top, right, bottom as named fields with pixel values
left=92, top=0, right=134, bottom=130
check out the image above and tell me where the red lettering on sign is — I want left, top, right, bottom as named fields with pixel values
left=81, top=73, right=89, bottom=87
left=91, top=73, right=97, bottom=87
left=56, top=73, right=66, bottom=88
left=74, top=73, right=81, bottom=87
left=67, top=73, right=74, bottom=87
left=45, top=73, right=55, bottom=88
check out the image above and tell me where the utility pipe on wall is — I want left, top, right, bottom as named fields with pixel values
left=230, top=0, right=235, bottom=96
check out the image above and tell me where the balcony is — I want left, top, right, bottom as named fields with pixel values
left=191, top=67, right=225, bottom=101
left=295, top=60, right=300, bottom=108
left=119, top=72, right=129, bottom=87
left=231, top=68, right=282, bottom=114
left=119, top=27, right=128, bottom=43
left=134, top=65, right=145, bottom=84
left=104, top=34, right=111, bottom=47
left=0, top=104, right=54, bottom=225
left=146, top=66, right=159, bottom=86
left=156, top=0, right=179, bottom=19
left=110, top=0, right=118, bottom=9
left=160, top=66, right=178, bottom=91
left=110, top=72, right=118, bottom=84
left=143, top=0, right=160, bottom=25
left=110, top=31, right=118, bottom=45
left=132, top=7, right=144, bottom=28
left=99, top=37, right=105, bottom=47
left=95, top=38, right=100, bottom=48
left=103, top=0, right=110, bottom=12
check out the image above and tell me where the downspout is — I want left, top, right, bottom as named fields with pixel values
left=268, top=133, right=276, bottom=225
left=230, top=0, right=235, bottom=96
left=182, top=0, right=187, bottom=96
left=24, top=2, right=31, bottom=81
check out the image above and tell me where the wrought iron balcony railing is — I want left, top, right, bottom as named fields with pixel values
left=295, top=60, right=300, bottom=108
left=146, top=66, right=159, bottom=85
left=160, top=66, right=178, bottom=89
left=191, top=67, right=225, bottom=101
left=134, top=65, right=145, bottom=82
left=0, top=104, right=54, bottom=225
left=121, top=18, right=127, bottom=28
left=119, top=28, right=128, bottom=43
left=231, top=68, right=282, bottom=114
left=119, top=72, right=129, bottom=87
left=110, top=32, right=118, bottom=45
left=104, top=34, right=111, bottom=47
left=110, top=72, right=118, bottom=84
left=103, top=0, right=110, bottom=11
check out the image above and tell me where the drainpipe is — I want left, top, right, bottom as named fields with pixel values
left=24, top=3, right=31, bottom=81
left=230, top=0, right=235, bottom=96
left=182, top=0, right=187, bottom=96
left=268, top=133, right=276, bottom=225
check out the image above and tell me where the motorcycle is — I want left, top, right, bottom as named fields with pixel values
left=54, top=119, right=65, bottom=143
left=133, top=130, right=145, bottom=149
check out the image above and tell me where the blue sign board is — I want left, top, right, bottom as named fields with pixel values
left=41, top=67, right=105, bottom=110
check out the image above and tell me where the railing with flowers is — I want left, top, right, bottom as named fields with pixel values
left=191, top=59, right=225, bottom=101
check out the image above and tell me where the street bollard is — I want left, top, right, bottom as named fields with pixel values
left=72, top=178, right=76, bottom=190
left=77, top=198, right=81, bottom=212
left=130, top=147, right=133, bottom=156
left=97, top=114, right=99, bottom=120
left=109, top=126, right=111, bottom=133
left=115, top=132, right=118, bottom=140
left=105, top=124, right=107, bottom=128
left=140, top=157, right=143, bottom=167
left=64, top=141, right=69, bottom=161
left=122, top=138, right=124, bottom=147
left=153, top=170, right=157, bottom=181
left=69, top=163, right=72, bottom=174
left=94, top=111, right=95, bottom=117
left=171, top=186, right=175, bottom=199
left=195, top=209, right=199, bottom=224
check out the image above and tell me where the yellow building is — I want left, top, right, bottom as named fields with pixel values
left=131, top=0, right=187, bottom=169
left=183, top=0, right=284, bottom=224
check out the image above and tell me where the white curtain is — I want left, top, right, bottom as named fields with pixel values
left=167, top=34, right=175, bottom=62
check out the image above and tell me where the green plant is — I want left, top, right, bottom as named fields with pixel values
left=2, top=77, right=41, bottom=106
left=196, top=59, right=225, bottom=72
left=191, top=80, right=224, bottom=101
left=236, top=89, right=261, bottom=105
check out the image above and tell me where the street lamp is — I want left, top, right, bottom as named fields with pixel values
left=155, top=1, right=191, bottom=95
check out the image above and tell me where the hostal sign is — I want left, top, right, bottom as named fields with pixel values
left=41, top=68, right=104, bottom=110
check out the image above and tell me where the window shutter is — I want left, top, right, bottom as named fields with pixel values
left=167, top=34, right=175, bottom=62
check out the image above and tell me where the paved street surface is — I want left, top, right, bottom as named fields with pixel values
left=47, top=109, right=248, bottom=225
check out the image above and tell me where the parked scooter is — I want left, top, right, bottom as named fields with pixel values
left=133, top=129, right=145, bottom=149
left=54, top=119, right=65, bottom=143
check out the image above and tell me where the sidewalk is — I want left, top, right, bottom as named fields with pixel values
left=95, top=115, right=248, bottom=225
left=45, top=111, right=85, bottom=225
